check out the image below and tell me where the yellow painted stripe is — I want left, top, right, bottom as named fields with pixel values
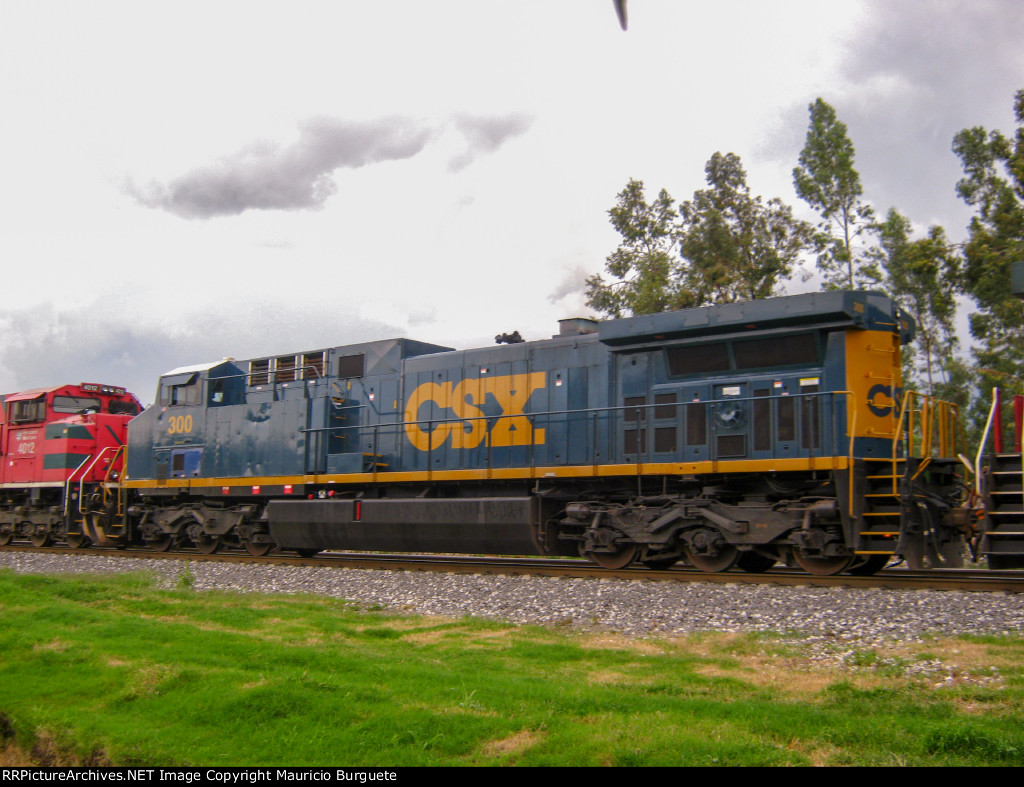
left=123, top=456, right=850, bottom=491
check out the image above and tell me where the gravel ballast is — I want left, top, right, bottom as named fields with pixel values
left=2, top=552, right=1022, bottom=652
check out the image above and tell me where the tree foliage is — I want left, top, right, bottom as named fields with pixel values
left=579, top=88, right=1024, bottom=455
left=678, top=152, right=812, bottom=304
left=587, top=154, right=811, bottom=317
left=952, top=89, right=1024, bottom=392
left=793, top=98, right=880, bottom=290
left=875, top=209, right=960, bottom=397
left=585, top=179, right=686, bottom=318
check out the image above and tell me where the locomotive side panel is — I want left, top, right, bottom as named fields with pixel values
left=843, top=328, right=903, bottom=457
left=394, top=336, right=610, bottom=478
left=105, top=290, right=967, bottom=572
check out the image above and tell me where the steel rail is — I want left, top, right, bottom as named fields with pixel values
left=2, top=545, right=1022, bottom=593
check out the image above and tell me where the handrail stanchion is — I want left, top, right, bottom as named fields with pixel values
left=1015, top=395, right=1024, bottom=454
left=994, top=387, right=1004, bottom=454
left=63, top=455, right=93, bottom=518
left=976, top=388, right=1000, bottom=497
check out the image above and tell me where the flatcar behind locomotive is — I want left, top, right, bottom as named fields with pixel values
left=79, top=289, right=969, bottom=576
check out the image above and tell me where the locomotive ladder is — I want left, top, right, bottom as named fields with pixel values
left=857, top=456, right=905, bottom=558
left=977, top=389, right=1024, bottom=568
left=855, top=392, right=967, bottom=566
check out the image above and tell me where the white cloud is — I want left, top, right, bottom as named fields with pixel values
left=0, top=1, right=1019, bottom=395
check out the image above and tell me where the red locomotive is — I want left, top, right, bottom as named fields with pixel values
left=0, top=383, right=141, bottom=547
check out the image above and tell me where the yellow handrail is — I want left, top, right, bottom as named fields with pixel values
left=891, top=391, right=969, bottom=484
left=101, top=445, right=127, bottom=517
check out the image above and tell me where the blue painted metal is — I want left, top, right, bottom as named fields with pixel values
left=125, top=291, right=910, bottom=487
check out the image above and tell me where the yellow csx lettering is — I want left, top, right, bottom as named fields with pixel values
left=404, top=373, right=546, bottom=451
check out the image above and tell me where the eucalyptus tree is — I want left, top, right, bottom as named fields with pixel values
left=875, top=209, right=960, bottom=398
left=587, top=155, right=811, bottom=318
left=678, top=152, right=811, bottom=305
left=793, top=98, right=880, bottom=290
left=952, top=89, right=1024, bottom=393
left=585, top=178, right=687, bottom=318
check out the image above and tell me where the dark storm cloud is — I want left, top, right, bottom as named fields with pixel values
left=447, top=113, right=534, bottom=172
left=129, top=113, right=535, bottom=219
left=769, top=0, right=1024, bottom=232
left=0, top=302, right=401, bottom=406
left=128, top=117, right=435, bottom=219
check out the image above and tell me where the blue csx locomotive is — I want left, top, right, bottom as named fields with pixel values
left=97, top=290, right=974, bottom=577
left=59, top=289, right=968, bottom=577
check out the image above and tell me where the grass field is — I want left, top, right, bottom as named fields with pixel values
left=1, top=566, right=1023, bottom=766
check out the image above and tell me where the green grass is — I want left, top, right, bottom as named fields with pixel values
left=1, top=567, right=1023, bottom=766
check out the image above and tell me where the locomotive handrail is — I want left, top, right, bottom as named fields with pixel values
left=76, top=446, right=120, bottom=515
left=62, top=454, right=94, bottom=517
left=329, top=402, right=365, bottom=412
left=976, top=388, right=1000, bottom=496
left=299, top=362, right=325, bottom=382
left=946, top=400, right=969, bottom=469
left=102, top=445, right=127, bottom=517
left=890, top=390, right=968, bottom=485
left=300, top=389, right=859, bottom=481
left=845, top=391, right=858, bottom=519
left=303, top=390, right=842, bottom=434
left=1014, top=394, right=1024, bottom=453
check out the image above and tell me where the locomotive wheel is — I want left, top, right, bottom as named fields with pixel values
left=847, top=554, right=890, bottom=576
left=736, top=552, right=776, bottom=573
left=194, top=535, right=222, bottom=555
left=243, top=540, right=274, bottom=557
left=0, top=531, right=13, bottom=546
left=65, top=534, right=91, bottom=549
left=146, top=535, right=176, bottom=553
left=29, top=532, right=52, bottom=548
left=685, top=544, right=738, bottom=573
left=792, top=549, right=854, bottom=576
left=582, top=542, right=639, bottom=569
left=295, top=548, right=321, bottom=558
left=684, top=528, right=739, bottom=572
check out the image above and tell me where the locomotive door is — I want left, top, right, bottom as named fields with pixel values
left=619, top=353, right=648, bottom=462
left=2, top=394, right=45, bottom=483
left=796, top=375, right=822, bottom=457
left=747, top=376, right=821, bottom=460
left=545, top=367, right=587, bottom=466
left=747, top=378, right=798, bottom=461
left=646, top=384, right=710, bottom=463
left=305, top=397, right=328, bottom=474
left=769, top=379, right=800, bottom=459
left=711, top=383, right=748, bottom=460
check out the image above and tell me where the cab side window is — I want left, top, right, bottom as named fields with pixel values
left=159, top=374, right=201, bottom=406
left=9, top=399, right=45, bottom=423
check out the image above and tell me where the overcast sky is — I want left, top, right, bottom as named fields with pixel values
left=1, top=1, right=1021, bottom=404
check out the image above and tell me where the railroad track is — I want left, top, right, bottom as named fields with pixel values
left=3, top=544, right=1022, bottom=593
